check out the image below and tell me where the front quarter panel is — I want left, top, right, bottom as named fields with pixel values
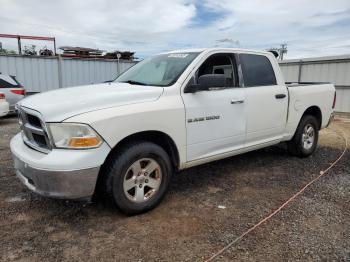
left=66, top=87, right=187, bottom=167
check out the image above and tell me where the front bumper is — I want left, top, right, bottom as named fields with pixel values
left=9, top=103, right=17, bottom=112
left=0, top=101, right=9, bottom=117
left=11, top=133, right=110, bottom=200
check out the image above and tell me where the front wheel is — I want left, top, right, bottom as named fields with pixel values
left=103, top=141, right=172, bottom=215
left=287, top=115, right=319, bottom=158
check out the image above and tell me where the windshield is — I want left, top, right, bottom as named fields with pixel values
left=115, top=52, right=199, bottom=86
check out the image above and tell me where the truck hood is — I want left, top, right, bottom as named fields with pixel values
left=18, top=82, right=164, bottom=122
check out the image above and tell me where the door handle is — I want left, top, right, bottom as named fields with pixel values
left=231, top=99, right=244, bottom=104
left=275, top=94, right=286, bottom=99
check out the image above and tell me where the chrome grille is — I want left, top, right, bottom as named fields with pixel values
left=18, top=107, right=51, bottom=153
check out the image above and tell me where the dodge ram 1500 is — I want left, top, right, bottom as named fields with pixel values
left=11, top=48, right=336, bottom=214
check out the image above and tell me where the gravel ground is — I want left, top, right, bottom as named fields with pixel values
left=0, top=115, right=349, bottom=261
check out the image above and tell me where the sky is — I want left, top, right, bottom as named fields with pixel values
left=0, top=0, right=350, bottom=59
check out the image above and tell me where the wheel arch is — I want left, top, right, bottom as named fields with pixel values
left=95, top=130, right=180, bottom=195
left=301, top=106, right=322, bottom=130
left=94, top=130, right=180, bottom=197
left=109, top=130, right=180, bottom=168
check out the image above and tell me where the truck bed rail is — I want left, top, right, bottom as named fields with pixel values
left=286, top=81, right=330, bottom=87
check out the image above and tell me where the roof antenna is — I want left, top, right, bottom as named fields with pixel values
left=268, top=50, right=279, bottom=58
left=267, top=43, right=288, bottom=60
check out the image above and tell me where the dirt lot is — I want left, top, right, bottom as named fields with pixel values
left=0, top=116, right=349, bottom=261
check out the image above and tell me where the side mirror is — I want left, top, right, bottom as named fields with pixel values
left=184, top=74, right=227, bottom=93
left=184, top=83, right=199, bottom=93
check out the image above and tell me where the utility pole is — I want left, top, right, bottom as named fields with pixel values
left=117, top=52, right=121, bottom=76
left=17, top=36, right=22, bottom=54
left=279, top=44, right=287, bottom=60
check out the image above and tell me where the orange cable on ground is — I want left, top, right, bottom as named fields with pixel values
left=205, top=130, right=348, bottom=262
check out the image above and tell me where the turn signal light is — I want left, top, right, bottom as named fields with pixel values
left=68, top=137, right=101, bottom=148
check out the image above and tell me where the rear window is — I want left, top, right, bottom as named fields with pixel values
left=0, top=75, right=22, bottom=88
left=240, top=54, right=277, bottom=87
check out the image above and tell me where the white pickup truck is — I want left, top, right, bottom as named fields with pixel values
left=11, top=48, right=336, bottom=214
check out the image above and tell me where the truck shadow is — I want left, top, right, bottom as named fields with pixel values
left=13, top=143, right=345, bottom=223
left=168, top=143, right=346, bottom=196
left=0, top=114, right=18, bottom=126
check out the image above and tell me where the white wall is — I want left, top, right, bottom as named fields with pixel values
left=334, top=89, right=350, bottom=113
left=1, top=54, right=348, bottom=113
left=0, top=55, right=136, bottom=93
left=279, top=55, right=350, bottom=113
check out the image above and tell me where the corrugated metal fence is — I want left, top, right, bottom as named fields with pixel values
left=1, top=54, right=349, bottom=113
left=279, top=55, right=350, bottom=113
left=0, top=54, right=136, bottom=93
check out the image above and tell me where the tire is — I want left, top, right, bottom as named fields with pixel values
left=103, top=141, right=172, bottom=215
left=287, top=115, right=319, bottom=158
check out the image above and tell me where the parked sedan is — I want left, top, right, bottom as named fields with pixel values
left=0, top=73, right=25, bottom=113
left=0, top=93, right=9, bottom=117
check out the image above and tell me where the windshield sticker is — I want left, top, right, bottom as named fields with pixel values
left=168, top=53, right=189, bottom=58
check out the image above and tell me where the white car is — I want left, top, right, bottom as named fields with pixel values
left=0, top=93, right=9, bottom=117
left=10, top=48, right=335, bottom=214
left=0, top=73, right=26, bottom=113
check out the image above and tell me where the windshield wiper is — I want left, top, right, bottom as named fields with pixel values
left=121, top=80, right=147, bottom=86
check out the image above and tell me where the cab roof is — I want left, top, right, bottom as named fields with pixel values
left=163, top=47, right=272, bottom=56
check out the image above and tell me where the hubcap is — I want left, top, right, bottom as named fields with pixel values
left=302, top=124, right=315, bottom=150
left=123, top=158, right=162, bottom=203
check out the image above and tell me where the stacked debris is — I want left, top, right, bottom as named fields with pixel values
left=59, top=46, right=104, bottom=58
left=23, top=45, right=37, bottom=56
left=104, top=51, right=135, bottom=60
left=39, top=46, right=54, bottom=56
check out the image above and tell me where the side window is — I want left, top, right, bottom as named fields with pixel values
left=240, top=54, right=277, bottom=87
left=196, top=54, right=238, bottom=87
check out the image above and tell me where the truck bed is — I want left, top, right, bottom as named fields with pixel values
left=286, top=82, right=330, bottom=87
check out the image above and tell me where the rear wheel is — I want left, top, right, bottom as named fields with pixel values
left=103, top=141, right=172, bottom=215
left=287, top=115, right=319, bottom=158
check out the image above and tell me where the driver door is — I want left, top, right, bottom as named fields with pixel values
left=181, top=53, right=246, bottom=162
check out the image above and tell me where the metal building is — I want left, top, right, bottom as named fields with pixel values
left=279, top=55, right=350, bottom=113
left=0, top=55, right=136, bottom=93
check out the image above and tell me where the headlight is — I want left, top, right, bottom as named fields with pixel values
left=48, top=123, right=103, bottom=149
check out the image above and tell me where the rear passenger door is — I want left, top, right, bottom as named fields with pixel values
left=240, top=53, right=288, bottom=146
